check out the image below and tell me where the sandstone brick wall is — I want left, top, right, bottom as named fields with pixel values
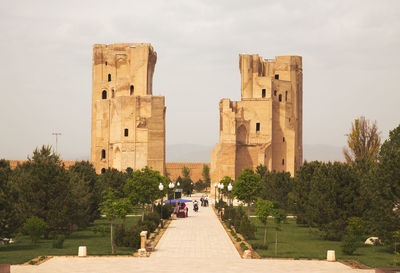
left=9, top=160, right=210, bottom=184
left=9, top=160, right=78, bottom=170
left=165, top=162, right=210, bottom=183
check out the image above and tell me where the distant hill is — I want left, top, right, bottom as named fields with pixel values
left=166, top=143, right=345, bottom=163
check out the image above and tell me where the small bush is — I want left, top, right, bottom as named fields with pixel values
left=23, top=216, right=48, bottom=244
left=236, top=237, right=242, bottom=242
left=240, top=242, right=249, bottom=251
left=122, top=226, right=141, bottom=249
left=155, top=204, right=174, bottom=220
left=114, top=224, right=126, bottom=247
left=138, top=220, right=157, bottom=234
left=342, top=235, right=361, bottom=255
left=239, top=217, right=256, bottom=240
left=222, top=206, right=234, bottom=221
left=144, top=212, right=161, bottom=227
left=251, top=242, right=268, bottom=250
left=52, top=235, right=65, bottom=249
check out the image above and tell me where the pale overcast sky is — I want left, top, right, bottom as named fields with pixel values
left=0, top=0, right=399, bottom=160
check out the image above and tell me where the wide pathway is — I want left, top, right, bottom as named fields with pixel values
left=11, top=194, right=374, bottom=273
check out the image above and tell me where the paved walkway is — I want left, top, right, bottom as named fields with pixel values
left=11, top=194, right=374, bottom=273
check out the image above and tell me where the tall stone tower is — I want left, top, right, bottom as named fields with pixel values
left=91, top=43, right=166, bottom=174
left=210, top=55, right=302, bottom=181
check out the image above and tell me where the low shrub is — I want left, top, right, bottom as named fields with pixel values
left=240, top=242, right=248, bottom=251
left=144, top=212, right=161, bottom=227
left=114, top=224, right=142, bottom=250
left=138, top=219, right=157, bottom=234
left=114, top=224, right=126, bottom=247
left=122, top=225, right=141, bottom=249
left=342, top=235, right=362, bottom=255
left=52, top=235, right=65, bottom=249
left=222, top=206, right=234, bottom=222
left=155, top=204, right=174, bottom=220
left=239, top=217, right=256, bottom=240
left=23, top=216, right=48, bottom=244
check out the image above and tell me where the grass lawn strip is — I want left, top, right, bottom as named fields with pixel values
left=0, top=217, right=140, bottom=264
left=249, top=217, right=395, bottom=268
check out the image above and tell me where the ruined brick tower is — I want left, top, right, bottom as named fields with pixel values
left=210, top=55, right=302, bottom=181
left=91, top=43, right=166, bottom=174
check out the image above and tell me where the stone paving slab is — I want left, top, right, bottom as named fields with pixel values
left=11, top=256, right=374, bottom=273
left=151, top=197, right=240, bottom=259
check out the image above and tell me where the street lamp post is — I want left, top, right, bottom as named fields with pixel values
left=227, top=183, right=233, bottom=206
left=159, top=183, right=164, bottom=228
left=168, top=182, right=174, bottom=200
left=214, top=183, right=218, bottom=205
left=227, top=182, right=233, bottom=225
left=219, top=183, right=224, bottom=203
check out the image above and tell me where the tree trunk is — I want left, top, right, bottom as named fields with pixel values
left=247, top=201, right=250, bottom=219
left=151, top=202, right=154, bottom=212
left=275, top=229, right=278, bottom=256
left=111, top=221, right=114, bottom=254
left=264, top=225, right=267, bottom=246
left=142, top=203, right=145, bottom=221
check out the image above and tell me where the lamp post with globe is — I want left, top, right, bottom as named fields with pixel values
left=168, top=182, right=174, bottom=200
left=219, top=183, right=224, bottom=203
left=214, top=183, right=218, bottom=205
left=158, top=182, right=164, bottom=228
left=228, top=183, right=233, bottom=206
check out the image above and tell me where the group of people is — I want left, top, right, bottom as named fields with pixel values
left=200, top=195, right=209, bottom=207
left=174, top=201, right=189, bottom=218
left=173, top=195, right=210, bottom=218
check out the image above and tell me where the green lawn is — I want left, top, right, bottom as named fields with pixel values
left=0, top=217, right=140, bottom=265
left=249, top=218, right=396, bottom=268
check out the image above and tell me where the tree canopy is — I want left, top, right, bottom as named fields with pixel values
left=232, top=168, right=262, bottom=218
left=343, top=116, right=381, bottom=163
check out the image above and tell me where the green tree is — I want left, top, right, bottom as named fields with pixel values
left=341, top=217, right=365, bottom=255
left=100, top=189, right=132, bottom=254
left=365, top=124, right=400, bottom=243
left=290, top=161, right=322, bottom=227
left=98, top=168, right=128, bottom=198
left=255, top=199, right=274, bottom=246
left=23, top=216, right=48, bottom=244
left=260, top=171, right=293, bottom=211
left=68, top=161, right=100, bottom=226
left=194, top=179, right=206, bottom=192
left=202, top=164, right=211, bottom=190
left=343, top=116, right=381, bottom=163
left=0, top=159, right=14, bottom=238
left=181, top=166, right=193, bottom=196
left=124, top=166, right=167, bottom=221
left=232, top=168, right=262, bottom=218
left=11, top=146, right=75, bottom=236
left=219, top=176, right=234, bottom=202
left=256, top=164, right=268, bottom=179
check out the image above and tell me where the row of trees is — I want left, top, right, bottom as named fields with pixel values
left=0, top=146, right=172, bottom=240
left=0, top=146, right=212, bottom=246
left=218, top=119, right=400, bottom=248
left=0, top=147, right=103, bottom=239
